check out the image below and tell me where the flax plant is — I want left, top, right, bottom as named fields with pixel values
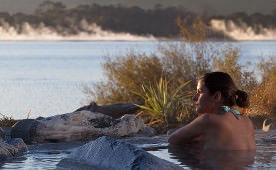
left=134, top=78, right=191, bottom=126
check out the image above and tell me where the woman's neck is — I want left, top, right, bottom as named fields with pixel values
left=213, top=105, right=226, bottom=115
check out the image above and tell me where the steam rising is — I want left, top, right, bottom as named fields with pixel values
left=0, top=19, right=155, bottom=41
left=210, top=19, right=276, bottom=41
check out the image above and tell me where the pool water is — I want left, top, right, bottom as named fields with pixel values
left=0, top=130, right=275, bottom=169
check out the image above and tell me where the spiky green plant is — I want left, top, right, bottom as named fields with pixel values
left=134, top=78, right=192, bottom=126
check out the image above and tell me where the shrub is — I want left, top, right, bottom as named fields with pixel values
left=87, top=42, right=254, bottom=104
left=176, top=15, right=208, bottom=42
left=84, top=52, right=164, bottom=105
left=212, top=45, right=257, bottom=90
left=86, top=44, right=214, bottom=105
left=0, top=113, right=17, bottom=127
left=250, top=58, right=276, bottom=120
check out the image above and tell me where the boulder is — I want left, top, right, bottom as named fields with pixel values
left=75, top=102, right=142, bottom=119
left=12, top=111, right=150, bottom=144
left=0, top=138, right=28, bottom=161
left=58, top=136, right=183, bottom=170
left=11, top=119, right=40, bottom=144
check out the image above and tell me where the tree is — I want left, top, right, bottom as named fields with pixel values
left=35, top=1, right=66, bottom=15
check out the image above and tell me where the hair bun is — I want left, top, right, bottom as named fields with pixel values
left=235, top=90, right=249, bottom=108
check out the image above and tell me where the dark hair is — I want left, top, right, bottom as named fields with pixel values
left=199, top=72, right=249, bottom=108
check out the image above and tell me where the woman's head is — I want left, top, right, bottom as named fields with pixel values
left=192, top=72, right=249, bottom=113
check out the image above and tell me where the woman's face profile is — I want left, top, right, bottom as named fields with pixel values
left=192, top=80, right=217, bottom=114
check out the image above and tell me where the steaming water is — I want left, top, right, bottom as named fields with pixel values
left=0, top=41, right=275, bottom=119
left=210, top=19, right=276, bottom=41
left=1, top=130, right=275, bottom=169
left=0, top=20, right=155, bottom=41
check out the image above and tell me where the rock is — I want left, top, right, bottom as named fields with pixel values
left=122, top=135, right=168, bottom=147
left=0, top=138, right=28, bottom=161
left=142, top=126, right=156, bottom=136
left=0, top=127, right=5, bottom=142
left=11, top=111, right=148, bottom=144
left=36, top=117, right=45, bottom=120
left=0, top=126, right=12, bottom=141
left=262, top=119, right=274, bottom=131
left=58, top=136, right=182, bottom=170
left=75, top=102, right=142, bottom=119
left=128, top=126, right=156, bottom=137
left=11, top=119, right=40, bottom=144
left=6, top=138, right=28, bottom=153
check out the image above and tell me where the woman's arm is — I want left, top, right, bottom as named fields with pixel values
left=168, top=114, right=209, bottom=145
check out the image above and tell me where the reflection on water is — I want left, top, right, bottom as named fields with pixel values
left=0, top=130, right=275, bottom=169
left=0, top=142, right=83, bottom=169
left=168, top=145, right=255, bottom=169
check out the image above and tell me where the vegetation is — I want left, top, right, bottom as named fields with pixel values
left=84, top=52, right=164, bottom=104
left=0, top=113, right=17, bottom=127
left=134, top=78, right=192, bottom=127
left=250, top=58, right=276, bottom=119
left=212, top=46, right=257, bottom=90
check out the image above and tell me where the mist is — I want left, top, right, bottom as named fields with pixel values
left=210, top=19, right=276, bottom=41
left=0, top=19, right=155, bottom=41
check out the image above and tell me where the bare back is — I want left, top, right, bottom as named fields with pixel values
left=203, top=112, right=256, bottom=150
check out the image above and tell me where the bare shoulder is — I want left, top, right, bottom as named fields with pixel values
left=195, top=114, right=220, bottom=126
left=241, top=115, right=255, bottom=129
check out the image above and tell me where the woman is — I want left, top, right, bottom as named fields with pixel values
left=168, top=72, right=256, bottom=150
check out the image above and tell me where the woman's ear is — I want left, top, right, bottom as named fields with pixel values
left=213, top=91, right=222, bottom=102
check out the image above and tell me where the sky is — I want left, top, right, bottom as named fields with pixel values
left=0, top=0, right=275, bottom=15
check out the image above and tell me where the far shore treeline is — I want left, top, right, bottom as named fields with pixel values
left=0, top=1, right=275, bottom=38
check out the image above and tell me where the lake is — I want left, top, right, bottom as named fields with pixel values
left=1, top=130, right=275, bottom=169
left=0, top=41, right=275, bottom=119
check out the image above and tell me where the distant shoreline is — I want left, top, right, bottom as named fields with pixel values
left=0, top=39, right=276, bottom=42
